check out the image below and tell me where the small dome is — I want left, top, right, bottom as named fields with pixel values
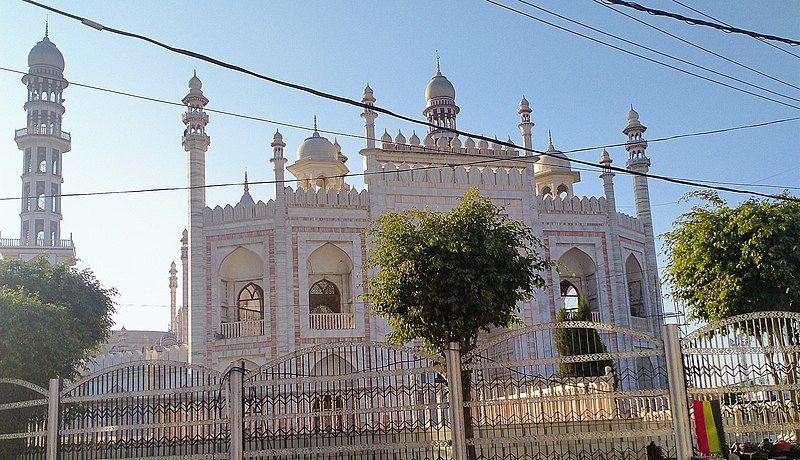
left=465, top=137, right=475, bottom=149
left=381, top=130, right=392, bottom=143
left=539, top=134, right=570, bottom=171
left=423, top=133, right=435, bottom=147
left=478, top=139, right=489, bottom=149
left=450, top=136, right=462, bottom=148
left=599, top=149, right=612, bottom=166
left=395, top=130, right=406, bottom=145
left=519, top=96, right=530, bottom=110
left=297, top=124, right=337, bottom=161
left=425, top=72, right=456, bottom=101
left=28, top=36, right=65, bottom=71
left=627, top=106, right=639, bottom=122
left=189, top=71, right=202, bottom=90
left=409, top=131, right=420, bottom=146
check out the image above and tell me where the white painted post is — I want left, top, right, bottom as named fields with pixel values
left=445, top=342, right=468, bottom=460
left=46, top=378, right=59, bottom=460
left=663, top=324, right=693, bottom=460
left=229, top=363, right=244, bottom=460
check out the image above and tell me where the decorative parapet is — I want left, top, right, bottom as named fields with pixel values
left=536, top=194, right=607, bottom=213
left=81, top=344, right=189, bottom=375
left=284, top=186, right=368, bottom=208
left=616, top=211, right=644, bottom=233
left=204, top=199, right=276, bottom=225
left=370, top=161, right=527, bottom=187
left=380, top=132, right=520, bottom=157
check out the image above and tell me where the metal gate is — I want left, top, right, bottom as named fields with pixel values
left=0, top=378, right=50, bottom=460
left=241, top=342, right=451, bottom=459
left=682, top=311, right=800, bottom=447
left=463, top=321, right=675, bottom=460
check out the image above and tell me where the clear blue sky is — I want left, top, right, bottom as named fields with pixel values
left=1, top=0, right=797, bottom=331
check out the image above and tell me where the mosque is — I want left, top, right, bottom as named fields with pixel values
left=3, top=32, right=663, bottom=371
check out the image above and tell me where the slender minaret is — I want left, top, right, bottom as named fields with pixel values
left=599, top=149, right=616, bottom=212
left=624, top=107, right=663, bottom=321
left=361, top=84, right=377, bottom=149
left=169, top=261, right=178, bottom=332
left=182, top=72, right=210, bottom=364
left=0, top=27, right=75, bottom=264
left=600, top=149, right=627, bottom=326
left=179, top=229, right=189, bottom=343
left=518, top=96, right=534, bottom=152
left=270, top=129, right=292, bottom=355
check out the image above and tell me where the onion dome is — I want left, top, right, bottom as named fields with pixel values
left=599, top=149, right=612, bottom=166
left=394, top=130, right=406, bottom=145
left=297, top=117, right=337, bottom=160
left=538, top=131, right=570, bottom=170
left=28, top=31, right=65, bottom=71
left=423, top=133, right=435, bottom=147
left=425, top=71, right=456, bottom=101
left=409, top=131, right=421, bottom=146
left=465, top=137, right=475, bottom=149
left=519, top=96, right=531, bottom=114
left=381, top=129, right=392, bottom=144
left=450, top=136, right=462, bottom=148
left=624, top=105, right=646, bottom=133
left=478, top=139, right=489, bottom=149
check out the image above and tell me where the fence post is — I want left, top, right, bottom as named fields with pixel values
left=663, top=324, right=693, bottom=460
left=445, top=342, right=468, bottom=460
left=228, top=362, right=244, bottom=460
left=46, top=378, right=59, bottom=460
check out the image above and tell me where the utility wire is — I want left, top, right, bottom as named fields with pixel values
left=592, top=0, right=800, bottom=91
left=512, top=0, right=800, bottom=104
left=11, top=1, right=800, bottom=202
left=605, top=0, right=800, bottom=46
left=0, top=67, right=798, bottom=201
left=669, top=0, right=800, bottom=60
left=485, top=0, right=800, bottom=110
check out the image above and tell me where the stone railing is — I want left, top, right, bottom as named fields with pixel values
left=219, top=319, right=264, bottom=339
left=564, top=309, right=602, bottom=323
left=0, top=237, right=74, bottom=248
left=309, top=312, right=356, bottom=330
left=15, top=127, right=71, bottom=141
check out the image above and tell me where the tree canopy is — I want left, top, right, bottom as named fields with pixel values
left=0, top=257, right=117, bottom=384
left=554, top=297, right=612, bottom=378
left=663, top=192, right=800, bottom=322
left=365, top=187, right=550, bottom=356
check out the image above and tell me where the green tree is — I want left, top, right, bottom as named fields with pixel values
left=365, top=188, right=550, bottom=459
left=664, top=192, right=800, bottom=432
left=0, top=257, right=116, bottom=455
left=554, top=297, right=613, bottom=378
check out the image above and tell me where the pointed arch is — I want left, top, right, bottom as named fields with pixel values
left=557, top=247, right=600, bottom=315
left=218, top=247, right=264, bottom=330
left=307, top=243, right=353, bottom=316
left=625, top=254, right=645, bottom=318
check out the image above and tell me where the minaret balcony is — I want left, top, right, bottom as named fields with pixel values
left=15, top=127, right=71, bottom=142
left=0, top=237, right=74, bottom=248
left=182, top=112, right=209, bottom=125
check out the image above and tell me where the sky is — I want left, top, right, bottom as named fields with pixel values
left=0, top=0, right=797, bottom=331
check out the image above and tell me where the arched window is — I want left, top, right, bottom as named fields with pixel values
left=541, top=186, right=552, bottom=196
left=560, top=280, right=580, bottom=311
left=237, top=283, right=263, bottom=322
left=313, top=394, right=344, bottom=431
left=626, top=255, right=645, bottom=317
left=556, top=183, right=569, bottom=198
left=309, top=279, right=341, bottom=314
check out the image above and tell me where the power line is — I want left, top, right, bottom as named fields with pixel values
left=11, top=2, right=800, bottom=202
left=511, top=0, right=800, bottom=104
left=669, top=0, right=800, bottom=60
left=592, top=0, right=800, bottom=91
left=484, top=0, right=800, bottom=110
left=606, top=0, right=800, bottom=46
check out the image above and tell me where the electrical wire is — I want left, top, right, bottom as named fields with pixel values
left=605, top=0, right=800, bottom=46
left=512, top=0, right=800, bottom=103
left=592, top=0, right=800, bottom=91
left=8, top=3, right=800, bottom=202
left=669, top=0, right=800, bottom=60
left=484, top=0, right=800, bottom=110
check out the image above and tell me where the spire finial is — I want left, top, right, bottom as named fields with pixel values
left=244, top=170, right=250, bottom=193
left=548, top=130, right=553, bottom=145
left=435, top=50, right=441, bottom=75
left=313, top=115, right=318, bottom=132
left=193, top=69, right=197, bottom=77
left=44, top=18, right=49, bottom=38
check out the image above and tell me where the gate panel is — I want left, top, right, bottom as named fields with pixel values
left=58, top=360, right=229, bottom=459
left=243, top=342, right=451, bottom=459
left=465, top=322, right=674, bottom=460
left=0, top=379, right=48, bottom=460
left=682, top=311, right=800, bottom=447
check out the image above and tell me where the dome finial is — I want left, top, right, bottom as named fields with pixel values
left=548, top=130, right=553, bottom=146
left=45, top=18, right=49, bottom=38
left=435, top=50, right=441, bottom=75
left=313, top=115, right=318, bottom=132
left=244, top=170, right=250, bottom=193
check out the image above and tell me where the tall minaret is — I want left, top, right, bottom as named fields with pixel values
left=518, top=96, right=534, bottom=152
left=360, top=85, right=377, bottom=149
left=624, top=107, right=663, bottom=321
left=422, top=57, right=459, bottom=143
left=179, top=228, right=189, bottom=344
left=169, top=261, right=178, bottom=332
left=182, top=72, right=210, bottom=364
left=0, top=28, right=75, bottom=264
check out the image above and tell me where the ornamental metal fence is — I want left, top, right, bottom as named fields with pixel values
left=682, top=311, right=800, bottom=451
left=4, top=313, right=798, bottom=460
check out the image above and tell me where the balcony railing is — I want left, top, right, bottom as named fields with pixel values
left=309, top=313, right=356, bottom=330
left=219, top=320, right=264, bottom=339
left=564, top=309, right=602, bottom=323
left=15, top=127, right=71, bottom=141
left=0, top=238, right=74, bottom=248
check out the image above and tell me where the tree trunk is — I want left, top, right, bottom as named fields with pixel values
left=461, top=369, right=478, bottom=460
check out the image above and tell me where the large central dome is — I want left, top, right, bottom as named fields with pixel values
left=28, top=36, right=65, bottom=71
left=424, top=71, right=456, bottom=101
left=297, top=130, right=336, bottom=161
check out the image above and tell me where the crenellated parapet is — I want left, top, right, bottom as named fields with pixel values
left=204, top=199, right=276, bottom=225
left=379, top=130, right=521, bottom=157
left=616, top=211, right=645, bottom=233
left=536, top=194, right=607, bottom=213
left=370, top=161, right=528, bottom=187
left=284, top=186, right=368, bottom=208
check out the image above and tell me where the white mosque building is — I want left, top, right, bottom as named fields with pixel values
left=4, top=33, right=663, bottom=372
